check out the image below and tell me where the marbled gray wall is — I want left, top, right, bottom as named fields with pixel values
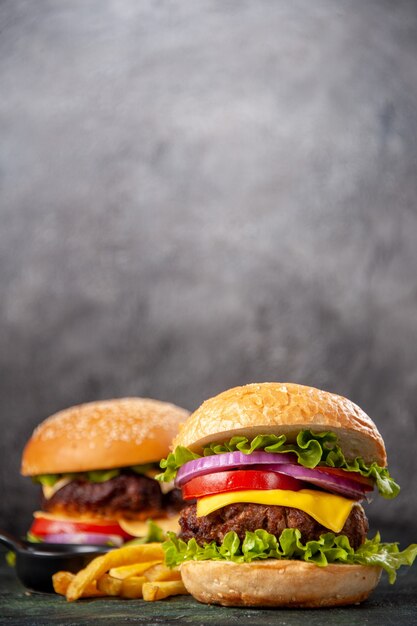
left=1, top=0, right=417, bottom=539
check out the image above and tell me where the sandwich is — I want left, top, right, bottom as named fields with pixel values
left=158, top=383, right=416, bottom=607
left=21, top=397, right=189, bottom=545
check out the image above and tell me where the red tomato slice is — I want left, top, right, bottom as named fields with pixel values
left=181, top=470, right=305, bottom=500
left=30, top=516, right=132, bottom=539
left=314, top=467, right=374, bottom=489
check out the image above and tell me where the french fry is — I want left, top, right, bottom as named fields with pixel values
left=53, top=571, right=104, bottom=598
left=66, top=543, right=164, bottom=601
left=109, top=561, right=161, bottom=580
left=142, top=580, right=188, bottom=601
left=53, top=571, right=74, bottom=596
left=144, top=563, right=182, bottom=582
left=120, top=575, right=147, bottom=599
left=96, top=573, right=123, bottom=596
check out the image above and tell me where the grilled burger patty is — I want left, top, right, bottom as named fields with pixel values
left=43, top=472, right=184, bottom=520
left=179, top=502, right=368, bottom=550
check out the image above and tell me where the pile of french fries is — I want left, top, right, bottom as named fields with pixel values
left=53, top=543, right=189, bottom=602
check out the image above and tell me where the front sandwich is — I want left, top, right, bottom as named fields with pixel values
left=21, top=397, right=189, bottom=546
left=158, top=382, right=416, bottom=608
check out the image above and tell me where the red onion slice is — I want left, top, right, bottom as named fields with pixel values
left=263, top=463, right=370, bottom=500
left=175, top=451, right=296, bottom=487
left=39, top=533, right=124, bottom=546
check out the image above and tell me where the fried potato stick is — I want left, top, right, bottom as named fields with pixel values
left=109, top=561, right=161, bottom=580
left=120, top=575, right=147, bottom=598
left=144, top=563, right=182, bottom=582
left=142, top=580, right=188, bottom=601
left=96, top=573, right=123, bottom=596
left=53, top=571, right=104, bottom=598
left=66, top=543, right=164, bottom=601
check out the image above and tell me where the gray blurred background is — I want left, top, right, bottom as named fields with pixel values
left=1, top=0, right=417, bottom=541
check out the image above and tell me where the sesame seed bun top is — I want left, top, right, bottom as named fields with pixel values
left=21, top=397, right=190, bottom=475
left=173, top=383, right=386, bottom=466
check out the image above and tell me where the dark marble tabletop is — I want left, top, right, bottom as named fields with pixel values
left=1, top=557, right=416, bottom=626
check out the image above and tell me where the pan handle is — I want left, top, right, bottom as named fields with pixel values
left=0, top=529, right=26, bottom=552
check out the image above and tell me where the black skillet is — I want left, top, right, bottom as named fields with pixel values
left=0, top=529, right=110, bottom=593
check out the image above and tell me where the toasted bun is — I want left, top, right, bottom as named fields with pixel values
left=181, top=560, right=382, bottom=608
left=21, top=398, right=190, bottom=475
left=174, top=383, right=386, bottom=465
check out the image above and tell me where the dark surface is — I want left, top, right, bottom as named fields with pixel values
left=1, top=556, right=417, bottom=626
left=1, top=0, right=417, bottom=538
left=0, top=534, right=109, bottom=595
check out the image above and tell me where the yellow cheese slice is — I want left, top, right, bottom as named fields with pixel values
left=196, top=489, right=355, bottom=533
left=42, top=477, right=73, bottom=500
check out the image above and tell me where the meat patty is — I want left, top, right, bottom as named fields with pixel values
left=179, top=502, right=368, bottom=550
left=43, top=472, right=184, bottom=520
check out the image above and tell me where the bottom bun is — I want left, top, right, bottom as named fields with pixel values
left=180, top=559, right=382, bottom=608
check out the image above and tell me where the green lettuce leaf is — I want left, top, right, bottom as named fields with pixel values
left=163, top=529, right=417, bottom=584
left=33, top=463, right=160, bottom=487
left=86, top=469, right=120, bottom=483
left=32, top=474, right=63, bottom=487
left=26, top=531, right=43, bottom=543
left=156, top=430, right=400, bottom=499
left=157, top=446, right=200, bottom=483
